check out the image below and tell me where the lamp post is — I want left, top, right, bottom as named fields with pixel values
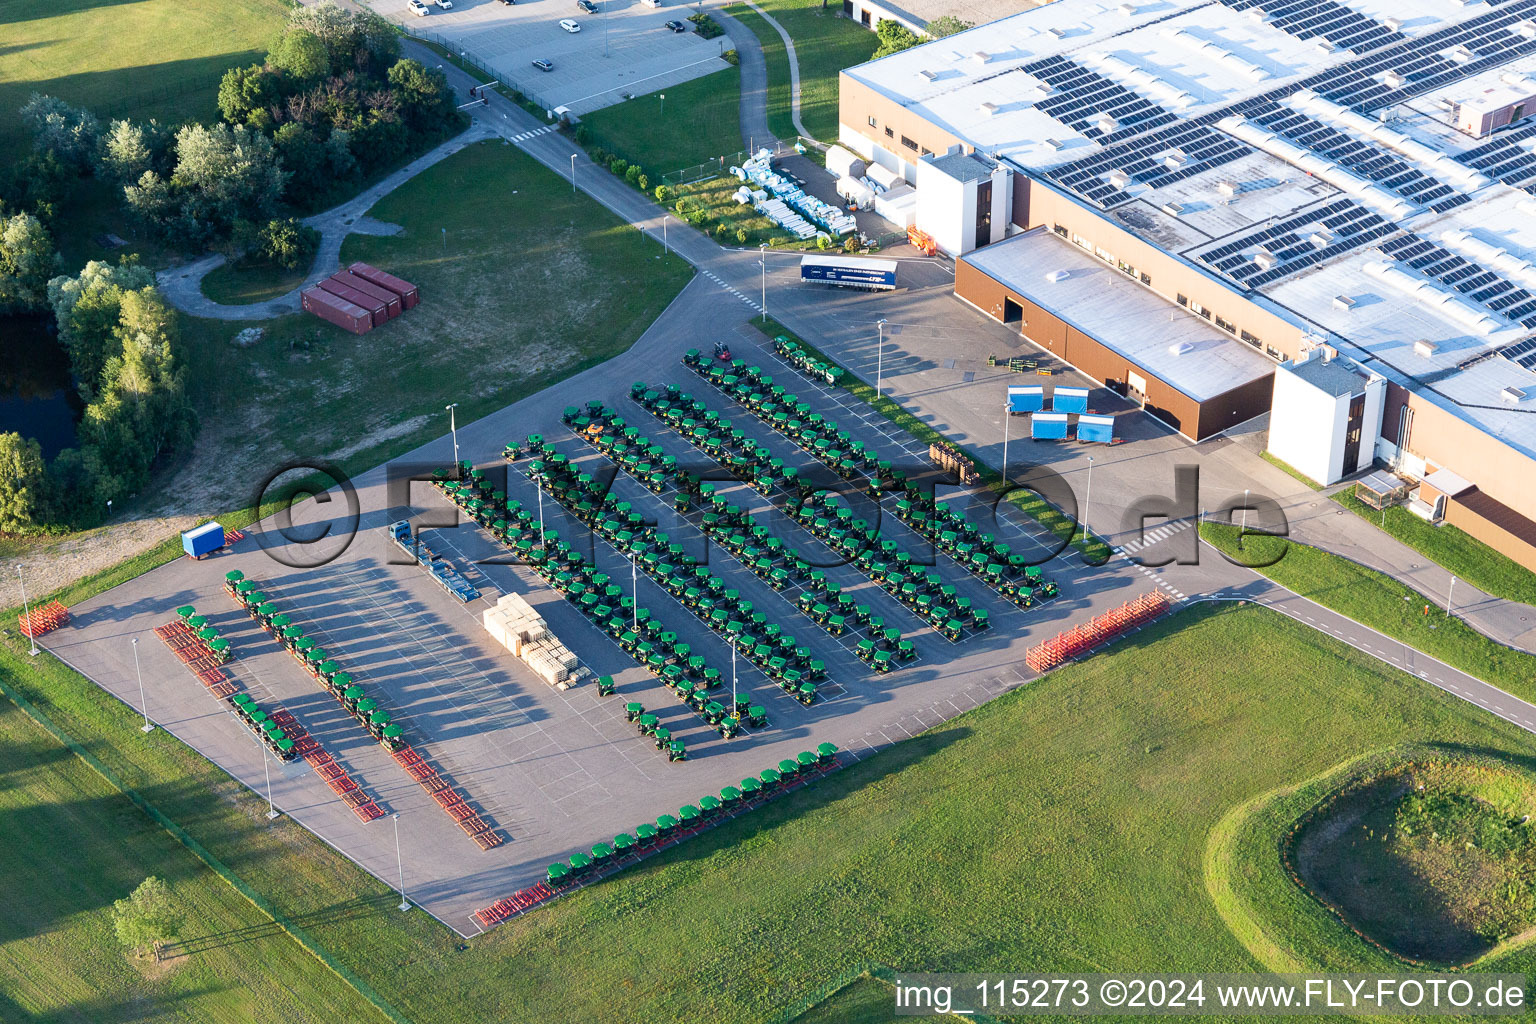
left=1446, top=575, right=1456, bottom=618
left=536, top=478, right=546, bottom=542
left=759, top=244, right=768, bottom=322
left=446, top=403, right=460, bottom=472
left=16, top=565, right=39, bottom=657
left=570, top=152, right=576, bottom=192
left=875, top=318, right=888, bottom=397
left=731, top=645, right=737, bottom=717
left=1001, top=400, right=1010, bottom=483
left=393, top=813, right=410, bottom=911
left=631, top=552, right=639, bottom=632
left=1239, top=487, right=1250, bottom=549
left=132, top=637, right=153, bottom=733
left=663, top=215, right=669, bottom=256
left=660, top=93, right=665, bottom=118
left=1085, top=456, right=1094, bottom=546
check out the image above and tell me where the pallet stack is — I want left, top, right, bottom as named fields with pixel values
left=482, top=593, right=578, bottom=690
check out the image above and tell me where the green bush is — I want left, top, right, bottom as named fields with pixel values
left=721, top=48, right=739, bottom=66
left=736, top=226, right=749, bottom=244
left=815, top=233, right=832, bottom=250
left=637, top=173, right=649, bottom=192
left=608, top=157, right=628, bottom=177
left=843, top=234, right=860, bottom=253
left=625, top=163, right=642, bottom=186
left=654, top=183, right=672, bottom=203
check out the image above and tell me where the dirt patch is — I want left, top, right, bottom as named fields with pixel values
left=1290, top=760, right=1536, bottom=965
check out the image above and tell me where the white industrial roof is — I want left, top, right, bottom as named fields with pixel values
left=962, top=228, right=1276, bottom=401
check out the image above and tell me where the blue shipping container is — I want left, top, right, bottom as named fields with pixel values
left=182, top=522, right=225, bottom=559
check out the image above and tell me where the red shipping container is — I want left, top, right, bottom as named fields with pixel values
left=348, top=262, right=419, bottom=309
left=336, top=273, right=401, bottom=319
left=317, top=277, right=387, bottom=327
left=301, top=287, right=371, bottom=335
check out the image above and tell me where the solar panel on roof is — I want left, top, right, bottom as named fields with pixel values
left=1382, top=235, right=1536, bottom=330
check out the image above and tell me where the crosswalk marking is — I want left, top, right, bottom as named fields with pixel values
left=508, top=125, right=557, bottom=143
left=1117, top=517, right=1194, bottom=555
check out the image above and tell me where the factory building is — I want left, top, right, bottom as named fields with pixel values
left=837, top=0, right=1536, bottom=561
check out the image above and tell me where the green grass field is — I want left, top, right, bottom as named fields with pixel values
left=1200, top=522, right=1536, bottom=706
left=1332, top=488, right=1536, bottom=607
left=8, top=599, right=1536, bottom=1021
left=725, top=0, right=876, bottom=144
left=0, top=0, right=291, bottom=158
left=200, top=260, right=309, bottom=306
left=580, top=67, right=746, bottom=177
left=0, top=698, right=383, bottom=1023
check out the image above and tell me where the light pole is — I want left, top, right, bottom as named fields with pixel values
left=731, top=645, right=737, bottom=718
left=1001, top=401, right=1010, bottom=483
left=536, top=478, right=546, bottom=542
left=759, top=244, right=768, bottom=322
left=875, top=318, right=888, bottom=396
left=631, top=552, right=639, bottom=633
left=570, top=153, right=576, bottom=192
left=1446, top=575, right=1456, bottom=618
left=660, top=92, right=665, bottom=118
left=1084, top=456, right=1094, bottom=545
left=132, top=638, right=153, bottom=733
left=393, top=813, right=410, bottom=911
left=16, top=565, right=39, bottom=657
left=663, top=215, right=669, bottom=256
left=1239, top=487, right=1250, bottom=549
left=446, top=403, right=460, bottom=472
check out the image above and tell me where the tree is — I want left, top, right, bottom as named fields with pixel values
left=47, top=259, right=156, bottom=400
left=288, top=0, right=399, bottom=76
left=19, top=94, right=100, bottom=173
left=111, top=877, right=183, bottom=957
left=167, top=123, right=287, bottom=243
left=98, top=119, right=174, bottom=186
left=217, top=64, right=278, bottom=126
left=268, top=29, right=331, bottom=84
left=924, top=15, right=971, bottom=38
left=0, top=433, right=47, bottom=533
left=257, top=218, right=319, bottom=270
left=873, top=19, right=921, bottom=58
left=0, top=212, right=60, bottom=313
left=386, top=59, right=456, bottom=135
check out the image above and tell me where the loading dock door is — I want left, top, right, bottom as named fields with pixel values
left=1127, top=370, right=1148, bottom=408
left=1003, top=297, right=1023, bottom=327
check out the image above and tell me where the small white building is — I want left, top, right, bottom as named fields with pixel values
left=914, top=150, right=1010, bottom=255
left=1267, top=349, right=1385, bottom=485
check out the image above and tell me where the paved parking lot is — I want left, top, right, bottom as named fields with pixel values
left=366, top=0, right=732, bottom=114
left=41, top=279, right=1169, bottom=936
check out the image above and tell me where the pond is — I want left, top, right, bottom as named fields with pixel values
left=0, top=314, right=81, bottom=459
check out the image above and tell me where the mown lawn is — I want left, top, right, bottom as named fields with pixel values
left=580, top=67, right=746, bottom=178
left=0, top=0, right=290, bottom=157
left=725, top=0, right=877, bottom=144
left=1332, top=488, right=1536, bottom=607
left=200, top=260, right=309, bottom=306
left=7, top=601, right=1536, bottom=1022
left=1201, top=521, right=1536, bottom=705
left=0, top=698, right=384, bottom=1024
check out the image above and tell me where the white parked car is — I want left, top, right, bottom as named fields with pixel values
left=408, top=0, right=430, bottom=15
left=559, top=17, right=581, bottom=31
left=435, top=0, right=453, bottom=7
left=641, top=0, right=662, bottom=7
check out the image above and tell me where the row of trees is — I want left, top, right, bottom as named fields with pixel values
left=0, top=256, right=195, bottom=532
left=8, top=3, right=462, bottom=258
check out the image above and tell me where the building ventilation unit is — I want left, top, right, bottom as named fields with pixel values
left=1502, top=385, right=1528, bottom=403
